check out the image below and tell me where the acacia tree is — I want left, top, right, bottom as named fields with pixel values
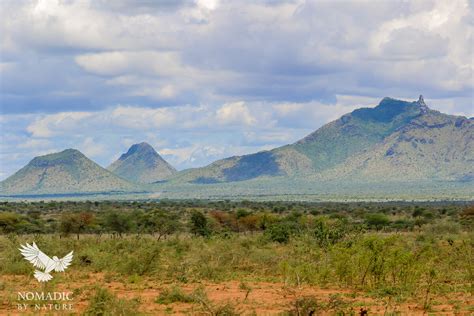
left=365, top=213, right=390, bottom=230
left=140, top=210, right=180, bottom=240
left=190, top=211, right=210, bottom=237
left=59, top=212, right=95, bottom=239
left=59, top=214, right=75, bottom=238
left=104, top=211, right=132, bottom=238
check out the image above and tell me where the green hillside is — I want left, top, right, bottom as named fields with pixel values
left=108, top=142, right=176, bottom=184
left=318, top=110, right=474, bottom=182
left=169, top=96, right=472, bottom=185
left=292, top=97, right=424, bottom=171
left=0, top=149, right=136, bottom=195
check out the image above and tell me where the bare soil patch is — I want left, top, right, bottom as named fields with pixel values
left=1, top=273, right=472, bottom=315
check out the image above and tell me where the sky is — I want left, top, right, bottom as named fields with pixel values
left=0, top=0, right=473, bottom=180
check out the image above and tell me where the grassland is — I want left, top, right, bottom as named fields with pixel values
left=0, top=200, right=472, bottom=315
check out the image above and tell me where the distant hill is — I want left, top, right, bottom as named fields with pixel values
left=170, top=96, right=473, bottom=184
left=0, top=149, right=135, bottom=195
left=107, top=142, right=176, bottom=184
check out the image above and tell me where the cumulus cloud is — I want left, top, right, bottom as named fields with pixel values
left=27, top=112, right=93, bottom=137
left=18, top=139, right=52, bottom=149
left=1, top=0, right=472, bottom=112
left=272, top=96, right=365, bottom=129
left=80, top=137, right=106, bottom=158
left=75, top=51, right=188, bottom=77
left=110, top=106, right=177, bottom=130
left=216, top=102, right=257, bottom=126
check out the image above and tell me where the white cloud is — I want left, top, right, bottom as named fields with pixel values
left=197, top=0, right=220, bottom=11
left=27, top=112, right=93, bottom=137
left=368, top=0, right=472, bottom=92
left=272, top=97, right=362, bottom=128
left=80, top=137, right=106, bottom=158
left=2, top=0, right=472, bottom=110
left=243, top=131, right=294, bottom=145
left=160, top=143, right=274, bottom=168
left=75, top=51, right=188, bottom=77
left=158, top=84, right=178, bottom=99
left=18, top=139, right=52, bottom=149
left=216, top=102, right=256, bottom=126
left=161, top=144, right=231, bottom=167
left=1, top=0, right=180, bottom=54
left=110, top=106, right=177, bottom=130
left=23, top=102, right=263, bottom=139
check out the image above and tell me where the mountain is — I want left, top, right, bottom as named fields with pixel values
left=107, top=142, right=176, bottom=184
left=170, top=96, right=473, bottom=184
left=319, top=104, right=473, bottom=182
left=0, top=149, right=135, bottom=195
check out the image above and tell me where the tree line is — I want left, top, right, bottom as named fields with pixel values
left=0, top=201, right=472, bottom=243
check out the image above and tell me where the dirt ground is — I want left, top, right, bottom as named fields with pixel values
left=1, top=273, right=472, bottom=315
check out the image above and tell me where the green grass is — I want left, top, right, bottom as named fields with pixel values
left=1, top=230, right=471, bottom=298
left=0, top=200, right=472, bottom=314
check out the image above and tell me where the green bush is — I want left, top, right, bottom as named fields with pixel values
left=265, top=223, right=291, bottom=243
left=190, top=211, right=211, bottom=237
left=0, top=212, right=25, bottom=233
left=156, top=286, right=195, bottom=304
left=313, top=218, right=349, bottom=247
left=84, top=287, right=140, bottom=316
left=104, top=211, right=132, bottom=237
left=365, top=213, right=390, bottom=230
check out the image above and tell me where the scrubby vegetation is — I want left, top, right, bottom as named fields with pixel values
left=84, top=287, right=141, bottom=316
left=0, top=200, right=472, bottom=314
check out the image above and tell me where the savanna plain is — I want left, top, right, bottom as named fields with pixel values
left=0, top=200, right=472, bottom=315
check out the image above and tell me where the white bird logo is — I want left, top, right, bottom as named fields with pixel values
left=19, top=242, right=73, bottom=282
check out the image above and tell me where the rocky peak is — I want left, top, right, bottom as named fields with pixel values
left=416, top=95, right=429, bottom=113
left=119, top=142, right=156, bottom=161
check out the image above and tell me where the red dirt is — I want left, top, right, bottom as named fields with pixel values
left=1, top=273, right=472, bottom=315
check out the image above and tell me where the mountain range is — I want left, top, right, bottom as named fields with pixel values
left=1, top=96, right=472, bottom=198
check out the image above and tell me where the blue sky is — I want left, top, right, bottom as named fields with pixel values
left=0, top=0, right=473, bottom=180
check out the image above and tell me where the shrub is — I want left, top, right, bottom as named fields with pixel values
left=288, top=296, right=321, bottom=316
left=236, top=208, right=251, bottom=219
left=84, top=287, right=140, bottom=316
left=210, top=302, right=240, bottom=316
left=140, top=210, right=180, bottom=240
left=0, top=212, right=24, bottom=233
left=265, top=223, right=291, bottom=243
left=190, top=211, right=211, bottom=237
left=391, top=219, right=414, bottom=230
left=365, top=213, right=390, bottom=230
left=313, top=218, right=349, bottom=247
left=156, top=286, right=195, bottom=304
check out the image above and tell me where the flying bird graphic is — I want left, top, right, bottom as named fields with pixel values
left=19, top=242, right=73, bottom=282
